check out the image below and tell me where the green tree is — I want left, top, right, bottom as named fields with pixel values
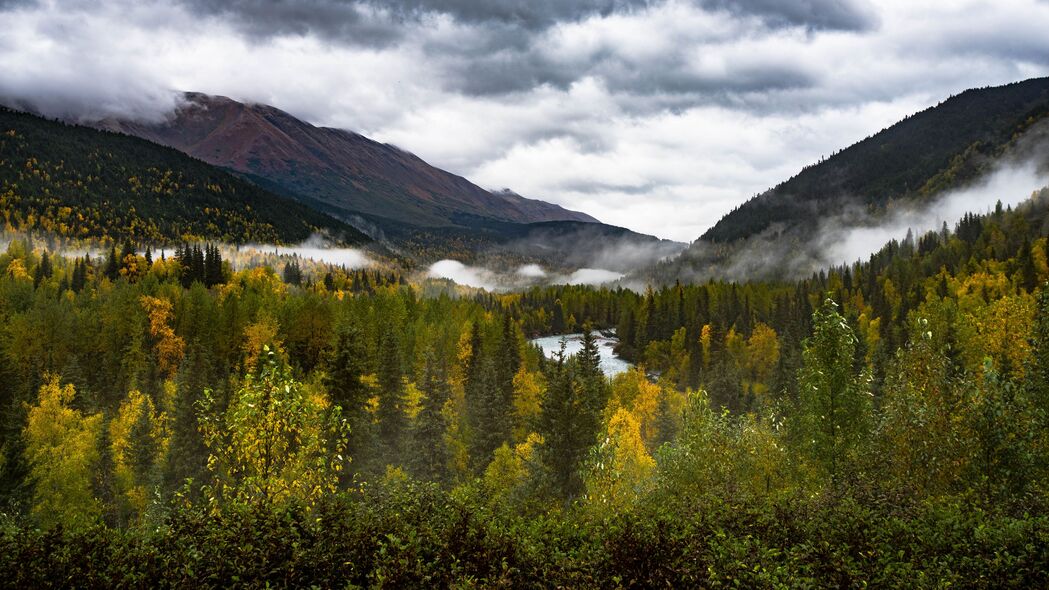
left=794, top=298, right=871, bottom=487
left=199, top=346, right=348, bottom=508
left=537, top=337, right=608, bottom=500
left=110, top=389, right=168, bottom=524
left=410, top=349, right=452, bottom=483
left=376, top=327, right=407, bottom=462
left=323, top=322, right=371, bottom=461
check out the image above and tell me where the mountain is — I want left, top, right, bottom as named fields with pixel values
left=701, top=77, right=1049, bottom=245
left=647, top=77, right=1049, bottom=283
left=0, top=107, right=370, bottom=246
left=100, top=93, right=598, bottom=230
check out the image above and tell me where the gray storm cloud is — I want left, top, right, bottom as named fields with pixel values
left=1, top=0, right=1048, bottom=242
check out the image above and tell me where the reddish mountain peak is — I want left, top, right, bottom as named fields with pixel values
left=103, top=92, right=598, bottom=227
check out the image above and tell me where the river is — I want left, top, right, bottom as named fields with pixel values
left=529, top=331, right=633, bottom=377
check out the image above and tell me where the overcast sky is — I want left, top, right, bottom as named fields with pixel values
left=2, top=0, right=1048, bottom=241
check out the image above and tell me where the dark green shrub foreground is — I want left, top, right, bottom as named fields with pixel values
left=2, top=483, right=1046, bottom=589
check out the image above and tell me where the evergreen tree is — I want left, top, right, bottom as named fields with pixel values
left=376, top=327, right=407, bottom=462
left=538, top=336, right=608, bottom=500
left=323, top=323, right=372, bottom=472
left=410, top=349, right=452, bottom=484
left=105, top=246, right=120, bottom=281
left=282, top=259, right=303, bottom=286
left=32, top=250, right=52, bottom=287
left=165, top=344, right=212, bottom=494
left=652, top=387, right=678, bottom=450
left=469, top=357, right=507, bottom=472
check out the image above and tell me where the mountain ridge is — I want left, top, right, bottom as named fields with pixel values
left=98, top=93, right=599, bottom=229
left=700, top=77, right=1049, bottom=246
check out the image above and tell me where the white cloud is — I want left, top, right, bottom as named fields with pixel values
left=516, top=263, right=547, bottom=278
left=427, top=259, right=497, bottom=290
left=564, top=268, right=625, bottom=285
left=1, top=0, right=1048, bottom=243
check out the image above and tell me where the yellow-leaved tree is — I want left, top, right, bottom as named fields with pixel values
left=482, top=432, right=543, bottom=505
left=23, top=376, right=103, bottom=529
left=140, top=295, right=185, bottom=379
left=511, top=367, right=545, bottom=442
left=584, top=408, right=655, bottom=509
left=199, top=346, right=349, bottom=509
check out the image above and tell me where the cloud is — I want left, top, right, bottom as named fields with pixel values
left=1, top=0, right=1048, bottom=244
left=698, top=0, right=878, bottom=32
left=819, top=160, right=1049, bottom=267
left=565, top=268, right=625, bottom=285
left=427, top=259, right=498, bottom=290
left=428, top=259, right=627, bottom=290
left=679, top=153, right=1049, bottom=281
left=516, top=263, right=547, bottom=278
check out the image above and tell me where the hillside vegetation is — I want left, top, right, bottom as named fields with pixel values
left=0, top=108, right=370, bottom=246
left=703, top=77, right=1049, bottom=244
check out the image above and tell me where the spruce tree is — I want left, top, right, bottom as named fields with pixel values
left=105, top=246, right=120, bottom=281
left=376, top=327, right=406, bottom=463
left=411, top=349, right=452, bottom=484
left=538, top=335, right=608, bottom=500
left=323, top=323, right=372, bottom=471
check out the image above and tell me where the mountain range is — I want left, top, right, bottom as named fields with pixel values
left=99, top=93, right=596, bottom=229
left=4, top=78, right=1049, bottom=282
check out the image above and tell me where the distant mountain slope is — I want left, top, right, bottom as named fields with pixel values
left=0, top=107, right=369, bottom=246
left=702, top=77, right=1049, bottom=244
left=101, top=93, right=598, bottom=228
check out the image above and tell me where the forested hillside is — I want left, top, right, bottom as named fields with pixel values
left=703, top=77, right=1049, bottom=244
left=1, top=183, right=1048, bottom=584
left=0, top=108, right=370, bottom=246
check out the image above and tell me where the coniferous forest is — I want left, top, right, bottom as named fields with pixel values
left=0, top=183, right=1048, bottom=586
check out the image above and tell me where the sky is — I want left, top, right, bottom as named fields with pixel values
left=1, top=0, right=1048, bottom=242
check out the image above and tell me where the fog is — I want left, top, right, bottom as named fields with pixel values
left=681, top=155, right=1049, bottom=282
left=820, top=160, right=1049, bottom=267
left=427, top=259, right=626, bottom=291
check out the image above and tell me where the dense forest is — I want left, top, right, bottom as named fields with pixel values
left=0, top=183, right=1048, bottom=585
left=0, top=108, right=369, bottom=246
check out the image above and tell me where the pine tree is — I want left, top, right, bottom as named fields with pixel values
left=538, top=340, right=581, bottom=498
left=32, top=250, right=52, bottom=287
left=105, top=246, right=120, bottom=281
left=323, top=322, right=371, bottom=472
left=538, top=336, right=608, bottom=500
left=469, top=357, right=507, bottom=472
left=204, top=244, right=224, bottom=287
left=410, top=349, right=452, bottom=483
left=164, top=343, right=211, bottom=494
left=376, top=327, right=407, bottom=462
left=652, top=387, right=678, bottom=450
